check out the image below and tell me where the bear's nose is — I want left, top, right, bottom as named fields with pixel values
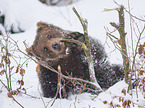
left=52, top=42, right=60, bottom=50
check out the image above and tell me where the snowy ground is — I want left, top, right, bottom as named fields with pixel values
left=0, top=0, right=145, bottom=108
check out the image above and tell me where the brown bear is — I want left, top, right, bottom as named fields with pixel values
left=27, top=22, right=124, bottom=98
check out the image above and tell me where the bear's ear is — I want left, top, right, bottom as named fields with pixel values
left=66, top=32, right=85, bottom=52
left=67, top=32, right=85, bottom=43
left=36, top=22, right=48, bottom=32
left=26, top=46, right=34, bottom=56
left=37, top=22, right=48, bottom=28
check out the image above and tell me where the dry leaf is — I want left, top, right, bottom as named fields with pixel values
left=79, top=89, right=82, bottom=93
left=14, top=90, right=19, bottom=95
left=20, top=80, right=24, bottom=86
left=128, top=69, right=131, bottom=74
left=83, top=83, right=87, bottom=90
left=7, top=53, right=11, bottom=57
left=138, top=45, right=144, bottom=54
left=118, top=39, right=123, bottom=45
left=143, top=42, right=145, bottom=47
left=122, top=101, right=127, bottom=107
left=122, top=98, right=124, bottom=102
left=128, top=100, right=131, bottom=106
left=121, top=89, right=126, bottom=95
left=0, top=70, right=5, bottom=75
left=2, top=56, right=6, bottom=61
left=2, top=56, right=11, bottom=64
left=142, top=77, right=145, bottom=84
left=125, top=58, right=129, bottom=64
left=20, top=68, right=25, bottom=76
left=122, top=46, right=126, bottom=51
left=16, top=66, right=19, bottom=73
left=103, top=101, right=107, bottom=104
left=119, top=97, right=122, bottom=102
left=116, top=104, right=121, bottom=107
left=143, top=86, right=145, bottom=92
left=139, top=70, right=144, bottom=75
left=136, top=82, right=139, bottom=86
left=6, top=58, right=11, bottom=64
left=36, top=64, right=39, bottom=74
left=10, top=66, right=14, bottom=72
left=139, top=84, right=143, bottom=88
left=110, top=101, right=113, bottom=107
left=7, top=92, right=13, bottom=98
left=18, top=80, right=24, bottom=85
left=0, top=63, right=4, bottom=68
left=21, top=80, right=24, bottom=86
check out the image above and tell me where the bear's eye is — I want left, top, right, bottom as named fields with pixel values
left=47, top=35, right=52, bottom=39
left=52, top=42, right=59, bottom=50
left=44, top=47, right=48, bottom=51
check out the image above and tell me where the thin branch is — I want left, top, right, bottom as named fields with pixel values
left=60, top=38, right=87, bottom=50
left=114, top=0, right=145, bottom=22
left=129, top=24, right=145, bottom=91
left=0, top=79, right=24, bottom=108
left=37, top=83, right=47, bottom=108
left=51, top=65, right=63, bottom=106
left=110, top=5, right=130, bottom=84
left=127, top=0, right=134, bottom=55
left=21, top=92, right=40, bottom=99
left=72, top=7, right=102, bottom=91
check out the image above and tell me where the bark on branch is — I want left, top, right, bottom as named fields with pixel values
left=72, top=7, right=102, bottom=91
left=110, top=5, right=129, bottom=83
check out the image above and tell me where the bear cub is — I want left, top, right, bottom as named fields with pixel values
left=27, top=22, right=124, bottom=98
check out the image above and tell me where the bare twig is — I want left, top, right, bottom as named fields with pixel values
left=110, top=6, right=130, bottom=84
left=51, top=65, right=64, bottom=107
left=37, top=83, right=48, bottom=108
left=128, top=24, right=145, bottom=91
left=114, top=0, right=145, bottom=22
left=60, top=39, right=87, bottom=50
left=21, top=92, right=40, bottom=99
left=72, top=7, right=102, bottom=91
left=0, top=79, right=24, bottom=108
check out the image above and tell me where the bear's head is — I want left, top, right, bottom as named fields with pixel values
left=27, top=22, right=70, bottom=62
